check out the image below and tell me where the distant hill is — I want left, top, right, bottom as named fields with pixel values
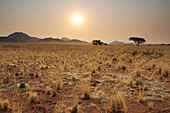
left=0, top=32, right=39, bottom=42
left=38, top=37, right=64, bottom=42
left=109, top=40, right=133, bottom=45
left=0, top=32, right=90, bottom=44
left=61, top=37, right=70, bottom=41
left=109, top=40, right=125, bottom=45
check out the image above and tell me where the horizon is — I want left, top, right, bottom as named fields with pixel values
left=0, top=0, right=170, bottom=44
left=1, top=31, right=170, bottom=44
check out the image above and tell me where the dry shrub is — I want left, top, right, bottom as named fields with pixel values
left=56, top=77, right=63, bottom=90
left=161, top=68, right=168, bottom=78
left=0, top=99, right=9, bottom=110
left=109, top=91, right=126, bottom=113
left=148, top=101, right=154, bottom=110
left=105, top=61, right=112, bottom=67
left=48, top=78, right=54, bottom=83
left=55, top=103, right=66, bottom=113
left=138, top=92, right=145, bottom=103
left=81, top=81, right=91, bottom=100
left=129, top=79, right=135, bottom=88
left=46, top=86, right=52, bottom=95
left=157, top=65, right=169, bottom=79
left=117, top=62, right=126, bottom=71
left=136, top=70, right=141, bottom=78
left=96, top=90, right=105, bottom=99
left=29, top=92, right=38, bottom=103
left=71, top=95, right=79, bottom=113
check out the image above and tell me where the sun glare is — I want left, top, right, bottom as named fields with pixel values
left=71, top=14, right=83, bottom=25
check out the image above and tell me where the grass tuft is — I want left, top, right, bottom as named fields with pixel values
left=29, top=92, right=38, bottom=103
left=0, top=99, right=9, bottom=110
left=109, top=91, right=126, bottom=113
left=56, top=77, right=63, bottom=90
left=81, top=81, right=91, bottom=100
left=46, top=86, right=52, bottom=95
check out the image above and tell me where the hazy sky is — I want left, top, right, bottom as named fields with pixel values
left=0, top=0, right=170, bottom=43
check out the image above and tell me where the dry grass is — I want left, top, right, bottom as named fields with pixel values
left=56, top=77, right=63, bottom=90
left=28, top=92, right=38, bottom=103
left=109, top=91, right=126, bottom=113
left=148, top=101, right=154, bottom=110
left=81, top=81, right=91, bottom=100
left=138, top=92, right=145, bottom=103
left=55, top=103, right=66, bottom=113
left=0, top=43, right=169, bottom=112
left=46, top=86, right=52, bottom=95
left=0, top=99, right=9, bottom=110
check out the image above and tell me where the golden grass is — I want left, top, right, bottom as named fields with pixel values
left=46, top=86, right=52, bottom=95
left=56, top=77, right=63, bottom=90
left=109, top=91, right=126, bottom=112
left=81, top=81, right=91, bottom=100
left=148, top=101, right=154, bottom=110
left=0, top=43, right=169, bottom=112
left=0, top=99, right=9, bottom=110
left=138, top=92, right=145, bottom=103
left=28, top=92, right=38, bottom=103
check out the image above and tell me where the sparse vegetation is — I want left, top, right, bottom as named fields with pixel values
left=0, top=43, right=169, bottom=112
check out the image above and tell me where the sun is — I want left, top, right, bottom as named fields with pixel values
left=71, top=14, right=83, bottom=25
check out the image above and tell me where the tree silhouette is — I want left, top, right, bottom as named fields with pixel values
left=129, top=37, right=146, bottom=46
left=92, top=40, right=107, bottom=45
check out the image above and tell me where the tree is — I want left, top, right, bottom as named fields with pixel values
left=92, top=40, right=108, bottom=45
left=129, top=37, right=146, bottom=46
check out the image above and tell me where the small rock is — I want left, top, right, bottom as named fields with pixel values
left=20, top=83, right=26, bottom=88
left=8, top=68, right=12, bottom=71
left=83, top=93, right=91, bottom=100
left=136, top=80, right=143, bottom=86
left=92, top=70, right=95, bottom=75
left=52, top=92, right=57, bottom=97
left=35, top=74, right=38, bottom=78
left=121, top=66, right=126, bottom=71
left=132, top=51, right=138, bottom=55
left=92, top=83, right=97, bottom=86
left=112, top=58, right=117, bottom=61
left=78, top=101, right=81, bottom=105
left=15, top=73, right=19, bottom=76
left=30, top=73, right=34, bottom=76
left=98, top=66, right=101, bottom=70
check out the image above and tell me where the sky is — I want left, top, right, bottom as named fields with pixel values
left=0, top=0, right=170, bottom=44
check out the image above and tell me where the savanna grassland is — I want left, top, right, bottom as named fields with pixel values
left=0, top=43, right=169, bottom=113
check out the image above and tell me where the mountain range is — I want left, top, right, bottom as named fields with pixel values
left=0, top=32, right=135, bottom=45
left=0, top=32, right=90, bottom=44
